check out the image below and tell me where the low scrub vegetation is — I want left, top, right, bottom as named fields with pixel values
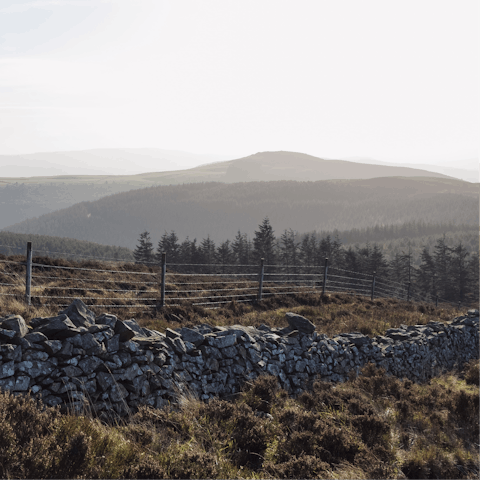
left=0, top=362, right=478, bottom=479
left=0, top=254, right=468, bottom=338
left=1, top=255, right=478, bottom=478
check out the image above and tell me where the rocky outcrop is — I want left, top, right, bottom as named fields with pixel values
left=0, top=300, right=478, bottom=416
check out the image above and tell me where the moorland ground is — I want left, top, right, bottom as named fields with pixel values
left=0, top=255, right=479, bottom=479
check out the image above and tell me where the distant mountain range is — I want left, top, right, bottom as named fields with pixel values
left=0, top=148, right=234, bottom=176
left=343, top=157, right=478, bottom=183
left=1, top=150, right=468, bottom=230
left=1, top=148, right=476, bottom=181
left=5, top=176, right=478, bottom=249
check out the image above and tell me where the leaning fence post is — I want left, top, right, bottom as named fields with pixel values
left=257, top=258, right=264, bottom=302
left=25, top=241, right=32, bottom=306
left=160, top=252, right=166, bottom=308
left=370, top=271, right=376, bottom=301
left=322, top=258, right=328, bottom=296
left=407, top=282, right=411, bottom=302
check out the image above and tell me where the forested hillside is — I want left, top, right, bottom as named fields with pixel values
left=0, top=181, right=136, bottom=229
left=0, top=151, right=457, bottom=229
left=0, top=231, right=133, bottom=260
left=6, top=177, right=478, bottom=249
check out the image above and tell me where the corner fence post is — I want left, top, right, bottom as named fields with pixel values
left=257, top=258, right=264, bottom=302
left=25, top=241, right=32, bottom=306
left=407, top=281, right=411, bottom=302
left=322, top=258, right=328, bottom=296
left=160, top=252, right=166, bottom=308
left=371, top=271, right=376, bottom=301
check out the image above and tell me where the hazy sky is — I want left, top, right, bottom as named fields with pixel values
left=0, top=0, right=478, bottom=165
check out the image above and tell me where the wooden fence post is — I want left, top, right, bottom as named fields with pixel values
left=322, top=258, right=328, bottom=296
left=160, top=252, right=166, bottom=308
left=407, top=281, right=411, bottom=302
left=435, top=295, right=438, bottom=307
left=25, top=241, right=32, bottom=306
left=257, top=258, right=264, bottom=302
left=371, top=271, right=376, bottom=301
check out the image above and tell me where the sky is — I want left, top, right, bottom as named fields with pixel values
left=0, top=0, right=478, bottom=168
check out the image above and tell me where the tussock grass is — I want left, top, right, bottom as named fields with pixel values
left=0, top=254, right=464, bottom=338
left=1, top=254, right=478, bottom=478
left=0, top=363, right=478, bottom=478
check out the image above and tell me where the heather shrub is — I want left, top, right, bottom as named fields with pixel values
left=464, top=358, right=479, bottom=385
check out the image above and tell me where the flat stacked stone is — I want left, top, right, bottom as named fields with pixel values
left=0, top=300, right=478, bottom=416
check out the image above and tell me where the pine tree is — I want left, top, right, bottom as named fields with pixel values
left=253, top=217, right=276, bottom=264
left=356, top=243, right=371, bottom=273
left=415, top=246, right=435, bottom=299
left=199, top=236, right=216, bottom=265
left=433, top=234, right=453, bottom=300
left=369, top=244, right=388, bottom=277
left=467, top=252, right=479, bottom=305
left=279, top=228, right=298, bottom=269
left=177, top=237, right=194, bottom=271
left=216, top=240, right=235, bottom=273
left=156, top=231, right=180, bottom=264
left=331, top=233, right=344, bottom=267
left=232, top=231, right=250, bottom=264
left=450, top=242, right=470, bottom=303
left=389, top=249, right=412, bottom=286
left=133, top=231, right=154, bottom=264
left=299, top=233, right=317, bottom=266
left=400, top=242, right=413, bottom=284
left=318, top=235, right=333, bottom=263
left=344, top=247, right=359, bottom=272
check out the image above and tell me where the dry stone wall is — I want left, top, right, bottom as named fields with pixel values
left=0, top=300, right=478, bottom=416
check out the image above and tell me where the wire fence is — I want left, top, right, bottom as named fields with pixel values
left=0, top=242, right=463, bottom=312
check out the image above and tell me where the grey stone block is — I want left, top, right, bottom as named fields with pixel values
left=1, top=315, right=28, bottom=337
left=60, top=299, right=95, bottom=328
left=285, top=312, right=315, bottom=334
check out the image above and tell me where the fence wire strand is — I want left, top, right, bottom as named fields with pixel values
left=31, top=262, right=158, bottom=275
left=1, top=247, right=471, bottom=312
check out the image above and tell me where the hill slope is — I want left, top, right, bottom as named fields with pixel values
left=5, top=177, right=478, bottom=249
left=0, top=151, right=457, bottom=229
left=220, top=151, right=455, bottom=182
left=343, top=156, right=478, bottom=183
left=0, top=231, right=133, bottom=260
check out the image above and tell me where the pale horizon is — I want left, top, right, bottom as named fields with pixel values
left=0, top=0, right=478, bottom=172
left=0, top=146, right=477, bottom=179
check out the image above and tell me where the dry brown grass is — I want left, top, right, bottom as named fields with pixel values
left=0, top=365, right=478, bottom=479
left=0, top=254, right=465, bottom=338
left=1, top=254, right=478, bottom=478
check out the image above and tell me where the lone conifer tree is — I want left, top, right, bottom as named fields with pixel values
left=253, top=217, right=276, bottom=264
left=133, top=231, right=154, bottom=264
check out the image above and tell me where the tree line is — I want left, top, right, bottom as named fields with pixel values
left=134, top=218, right=479, bottom=305
left=0, top=231, right=133, bottom=261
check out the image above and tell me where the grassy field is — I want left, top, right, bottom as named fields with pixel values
left=0, top=254, right=473, bottom=336
left=0, top=255, right=479, bottom=478
left=1, top=361, right=478, bottom=479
